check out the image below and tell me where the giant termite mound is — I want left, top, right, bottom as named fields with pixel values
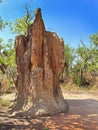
left=12, top=8, right=68, bottom=117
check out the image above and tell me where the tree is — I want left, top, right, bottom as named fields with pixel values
left=0, top=39, right=16, bottom=89
left=64, top=44, right=75, bottom=74
left=0, top=0, right=3, bottom=29
left=0, top=0, right=6, bottom=31
left=0, top=39, right=8, bottom=74
left=63, top=44, right=75, bottom=76
left=89, top=33, right=98, bottom=46
left=10, top=4, right=35, bottom=35
left=73, top=40, right=94, bottom=86
left=0, top=17, right=3, bottom=30
left=0, top=1, right=17, bottom=92
left=5, top=39, right=16, bottom=86
left=0, top=17, right=10, bottom=30
left=89, top=33, right=98, bottom=74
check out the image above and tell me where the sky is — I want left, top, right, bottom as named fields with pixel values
left=0, top=0, right=98, bottom=48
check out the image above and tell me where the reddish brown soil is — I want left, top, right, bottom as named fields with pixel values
left=0, top=91, right=98, bottom=130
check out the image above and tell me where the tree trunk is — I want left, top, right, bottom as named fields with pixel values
left=11, top=8, right=68, bottom=117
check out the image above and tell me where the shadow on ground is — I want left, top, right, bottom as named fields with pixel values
left=0, top=99, right=98, bottom=130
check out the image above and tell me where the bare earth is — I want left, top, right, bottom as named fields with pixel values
left=0, top=91, right=98, bottom=130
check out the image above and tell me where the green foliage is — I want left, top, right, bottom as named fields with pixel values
left=0, top=38, right=16, bottom=93
left=13, top=18, right=29, bottom=34
left=0, top=17, right=10, bottom=30
left=64, top=38, right=98, bottom=88
left=10, top=4, right=35, bottom=35
left=0, top=17, right=2, bottom=29
left=0, top=1, right=2, bottom=29
left=73, top=75, right=87, bottom=87
left=73, top=75, right=81, bottom=86
left=64, top=44, right=75, bottom=66
left=73, top=40, right=96, bottom=77
left=63, top=38, right=98, bottom=89
left=89, top=33, right=98, bottom=46
left=64, top=44, right=75, bottom=75
left=89, top=34, right=98, bottom=72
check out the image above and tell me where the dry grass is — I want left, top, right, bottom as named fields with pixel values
left=61, top=75, right=98, bottom=92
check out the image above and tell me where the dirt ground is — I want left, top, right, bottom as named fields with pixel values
left=0, top=91, right=98, bottom=130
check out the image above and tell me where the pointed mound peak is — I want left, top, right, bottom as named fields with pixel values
left=36, top=8, right=41, bottom=14
left=35, top=8, right=42, bottom=20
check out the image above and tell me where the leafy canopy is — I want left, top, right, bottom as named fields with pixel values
left=89, top=33, right=98, bottom=46
left=10, top=4, right=35, bottom=35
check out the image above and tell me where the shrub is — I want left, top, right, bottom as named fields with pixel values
left=73, top=75, right=89, bottom=87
